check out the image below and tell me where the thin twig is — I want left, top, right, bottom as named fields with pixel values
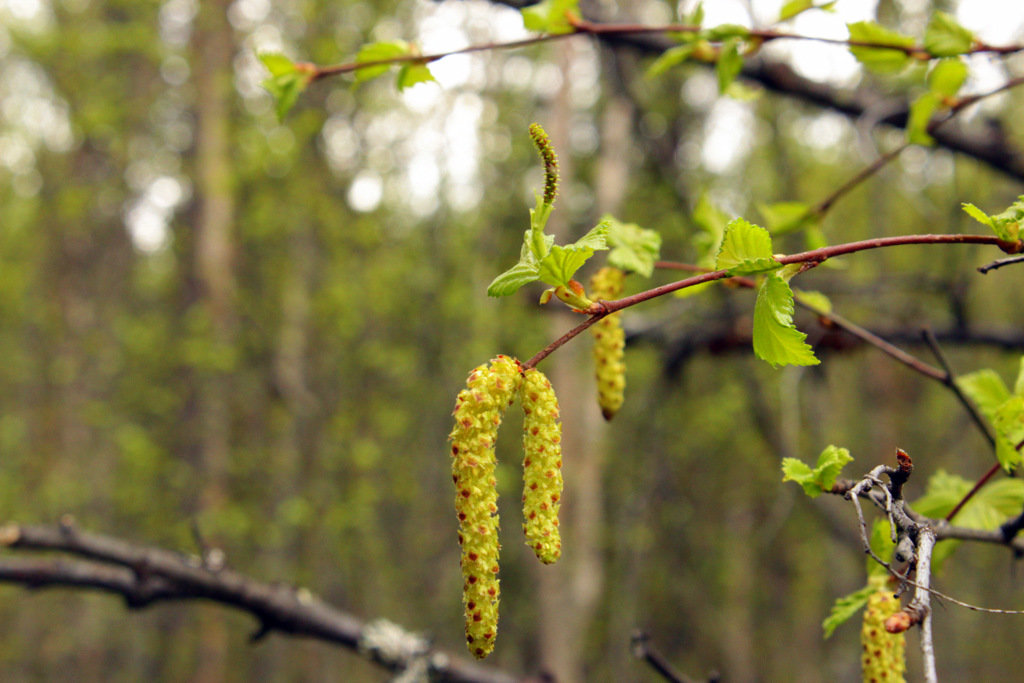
left=978, top=254, right=1024, bottom=274
left=921, top=328, right=996, bottom=447
left=630, top=631, right=695, bottom=683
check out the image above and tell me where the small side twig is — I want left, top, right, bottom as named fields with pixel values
left=978, top=254, right=1024, bottom=274
left=630, top=631, right=701, bottom=683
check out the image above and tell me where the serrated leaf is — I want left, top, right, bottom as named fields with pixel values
left=521, top=0, right=579, bottom=35
left=781, top=457, right=816, bottom=496
left=847, top=21, right=914, bottom=73
left=716, top=218, right=781, bottom=275
left=397, top=62, right=435, bottom=90
left=815, top=445, right=853, bottom=491
left=822, top=584, right=875, bottom=638
left=753, top=274, right=819, bottom=368
left=487, top=260, right=541, bottom=297
left=961, top=202, right=995, bottom=229
left=605, top=215, right=661, bottom=277
left=928, top=58, right=967, bottom=97
left=1014, top=356, right=1024, bottom=397
left=924, top=11, right=974, bottom=57
left=987, top=196, right=1024, bottom=241
left=647, top=44, right=697, bottom=79
left=993, top=396, right=1024, bottom=471
left=716, top=38, right=743, bottom=93
left=794, top=289, right=832, bottom=314
left=759, top=201, right=814, bottom=235
left=354, top=41, right=411, bottom=84
left=692, top=193, right=729, bottom=259
left=907, top=91, right=940, bottom=145
left=958, top=369, right=1011, bottom=416
left=536, top=220, right=609, bottom=288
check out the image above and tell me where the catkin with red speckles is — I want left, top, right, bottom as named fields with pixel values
left=861, top=575, right=906, bottom=683
left=589, top=267, right=626, bottom=420
left=520, top=368, right=563, bottom=564
left=449, top=355, right=522, bottom=659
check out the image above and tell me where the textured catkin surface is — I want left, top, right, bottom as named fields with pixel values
left=448, top=355, right=522, bottom=659
left=861, top=575, right=906, bottom=683
left=520, top=367, right=563, bottom=564
left=589, top=267, right=626, bottom=420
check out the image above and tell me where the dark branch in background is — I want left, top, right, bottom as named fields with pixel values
left=979, top=254, right=1024, bottom=274
left=0, top=520, right=518, bottom=683
left=630, top=631, right=717, bottom=683
left=576, top=33, right=1024, bottom=182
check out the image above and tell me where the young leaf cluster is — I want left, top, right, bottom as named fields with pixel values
left=957, top=356, right=1024, bottom=471
left=781, top=445, right=853, bottom=498
left=714, top=218, right=819, bottom=367
left=962, top=196, right=1024, bottom=243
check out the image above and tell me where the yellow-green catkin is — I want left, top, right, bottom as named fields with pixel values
left=589, top=266, right=626, bottom=420
left=449, top=355, right=522, bottom=659
left=520, top=368, right=563, bottom=564
left=861, top=575, right=906, bottom=683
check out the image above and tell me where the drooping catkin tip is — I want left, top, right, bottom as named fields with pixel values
left=528, top=123, right=558, bottom=207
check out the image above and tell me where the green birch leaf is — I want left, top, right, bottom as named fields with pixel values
left=924, top=11, right=975, bottom=57
left=957, top=369, right=1011, bottom=416
left=537, top=219, right=609, bottom=287
left=259, top=54, right=312, bottom=120
left=847, top=21, right=914, bottom=73
left=822, top=584, right=874, bottom=638
left=987, top=196, right=1024, bottom=241
left=354, top=41, right=411, bottom=84
left=647, top=44, right=697, bottom=79
left=779, top=0, right=813, bottom=21
left=488, top=240, right=541, bottom=297
left=605, top=215, right=661, bottom=277
left=794, top=289, right=832, bottom=314
left=260, top=53, right=296, bottom=77
left=815, top=445, right=853, bottom=491
left=753, top=274, right=819, bottom=367
left=1014, top=356, right=1024, bottom=397
left=396, top=62, right=435, bottom=90
left=715, top=218, right=781, bottom=275
left=705, top=24, right=750, bottom=41
left=928, top=58, right=968, bottom=97
left=716, top=38, right=743, bottom=94
left=961, top=202, right=996, bottom=230
left=521, top=0, right=579, bottom=35
left=908, top=92, right=940, bottom=145
left=759, top=201, right=814, bottom=235
left=780, top=458, right=816, bottom=496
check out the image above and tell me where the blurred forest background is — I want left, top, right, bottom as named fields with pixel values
left=1, top=0, right=1024, bottom=680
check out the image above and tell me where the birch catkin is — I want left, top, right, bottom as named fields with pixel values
left=589, top=266, right=626, bottom=420
left=449, top=355, right=522, bottom=659
left=861, top=575, right=906, bottom=683
left=520, top=368, right=563, bottom=564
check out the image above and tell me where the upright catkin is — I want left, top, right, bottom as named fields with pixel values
left=520, top=368, right=563, bottom=564
left=589, top=266, right=626, bottom=420
left=449, top=355, right=522, bottom=659
left=861, top=575, right=906, bottom=683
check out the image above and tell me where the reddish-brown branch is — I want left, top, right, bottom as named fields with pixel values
left=526, top=233, right=1014, bottom=369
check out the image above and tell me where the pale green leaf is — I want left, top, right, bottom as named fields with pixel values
left=822, top=584, right=874, bottom=638
left=779, top=0, right=813, bottom=21
left=647, top=44, right=697, bottom=79
left=780, top=458, right=817, bottom=497
left=924, top=11, right=975, bottom=57
left=716, top=38, right=743, bottom=93
left=259, top=55, right=312, bottom=121
left=715, top=218, right=781, bottom=275
left=1014, top=356, right=1024, bottom=397
left=794, top=289, right=832, bottom=314
left=928, top=58, right=967, bottom=97
left=753, top=274, right=819, bottom=367
left=961, top=202, right=996, bottom=229
left=908, top=91, right=940, bottom=145
left=847, top=21, right=914, bottom=73
left=396, top=62, right=435, bottom=90
left=957, top=369, right=1011, bottom=416
left=815, top=445, right=853, bottom=492
left=704, top=24, right=750, bottom=41
left=605, top=215, right=662, bottom=277
left=521, top=0, right=579, bottom=35
left=536, top=220, right=609, bottom=288
left=259, top=53, right=296, bottom=77
left=759, top=201, right=813, bottom=235
left=354, top=41, right=410, bottom=84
